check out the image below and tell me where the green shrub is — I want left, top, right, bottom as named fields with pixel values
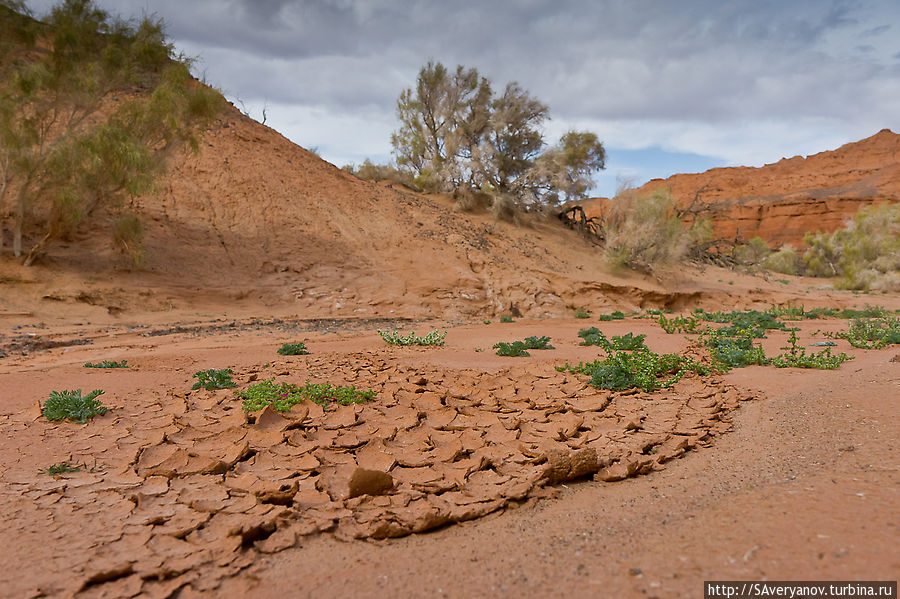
left=803, top=203, right=900, bottom=290
left=770, top=330, right=853, bottom=369
left=494, top=336, right=553, bottom=356
left=277, top=342, right=309, bottom=355
left=574, top=308, right=591, bottom=319
left=494, top=341, right=530, bottom=357
left=577, top=327, right=608, bottom=347
left=597, top=311, right=626, bottom=321
left=700, top=329, right=769, bottom=368
left=762, top=246, right=801, bottom=275
left=238, top=379, right=376, bottom=411
left=192, top=368, right=236, bottom=390
left=603, top=188, right=700, bottom=272
left=377, top=329, right=447, bottom=346
left=560, top=350, right=709, bottom=392
left=732, top=236, right=771, bottom=266
left=83, top=360, right=128, bottom=368
left=500, top=315, right=515, bottom=323
left=657, top=314, right=700, bottom=334
left=831, top=317, right=900, bottom=349
left=42, top=389, right=107, bottom=423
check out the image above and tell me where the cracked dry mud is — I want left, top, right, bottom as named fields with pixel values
left=1, top=345, right=750, bottom=598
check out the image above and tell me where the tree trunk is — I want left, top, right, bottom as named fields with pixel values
left=13, top=184, right=25, bottom=257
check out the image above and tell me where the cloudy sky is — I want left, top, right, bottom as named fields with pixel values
left=24, top=0, right=900, bottom=196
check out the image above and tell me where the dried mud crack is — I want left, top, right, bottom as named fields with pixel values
left=1, top=348, right=753, bottom=597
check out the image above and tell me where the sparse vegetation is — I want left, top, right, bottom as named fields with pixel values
left=829, top=317, right=900, bottom=349
left=560, top=350, right=710, bottom=392
left=574, top=308, right=591, bottom=319
left=0, top=0, right=224, bottom=264
left=657, top=314, right=700, bottom=334
left=597, top=311, right=626, bottom=321
left=377, top=329, right=447, bottom=346
left=42, top=461, right=81, bottom=475
left=770, top=329, right=853, bottom=369
left=192, top=368, right=236, bottom=390
left=42, top=389, right=107, bottom=423
left=238, top=379, right=376, bottom=411
left=803, top=203, right=900, bottom=290
left=602, top=188, right=709, bottom=272
left=494, top=335, right=554, bottom=357
left=500, top=315, right=515, bottom=323
left=277, top=342, right=309, bottom=356
left=83, top=359, right=128, bottom=368
left=577, top=328, right=647, bottom=351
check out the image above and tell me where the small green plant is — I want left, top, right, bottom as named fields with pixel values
left=559, top=350, right=710, bottom=392
left=597, top=311, right=626, bottom=321
left=577, top=328, right=647, bottom=351
left=500, top=315, right=515, bottom=323
left=494, top=336, right=554, bottom=357
left=699, top=329, right=769, bottom=369
left=770, top=330, right=853, bottom=369
left=238, top=379, right=376, bottom=411
left=42, top=389, right=108, bottom=423
left=42, top=461, right=81, bottom=475
left=83, top=360, right=129, bottom=368
left=578, top=327, right=609, bottom=347
left=192, top=368, right=236, bottom=390
left=657, top=314, right=700, bottom=334
left=494, top=341, right=530, bottom=357
left=831, top=317, right=900, bottom=349
left=277, top=342, right=309, bottom=355
left=574, top=308, right=591, bottom=319
left=483, top=319, right=492, bottom=325
left=523, top=336, right=554, bottom=349
left=377, top=329, right=447, bottom=346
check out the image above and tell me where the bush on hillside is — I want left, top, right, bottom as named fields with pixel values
left=602, top=188, right=695, bottom=272
left=802, top=202, right=900, bottom=290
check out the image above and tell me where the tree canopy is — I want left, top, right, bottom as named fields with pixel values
left=390, top=61, right=605, bottom=214
left=0, top=0, right=224, bottom=265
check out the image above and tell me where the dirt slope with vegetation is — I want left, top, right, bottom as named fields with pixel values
left=584, top=129, right=900, bottom=247
left=2, top=101, right=833, bottom=323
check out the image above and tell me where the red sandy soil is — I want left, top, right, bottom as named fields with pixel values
left=583, top=129, right=900, bottom=247
left=0, top=303, right=898, bottom=598
left=0, top=103, right=898, bottom=598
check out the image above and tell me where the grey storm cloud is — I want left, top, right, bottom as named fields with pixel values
left=21, top=0, right=900, bottom=178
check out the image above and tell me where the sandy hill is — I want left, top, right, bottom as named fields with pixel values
left=3, top=104, right=762, bottom=321
left=584, top=129, right=900, bottom=247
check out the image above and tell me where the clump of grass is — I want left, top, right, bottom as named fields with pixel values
left=657, top=314, right=700, bottom=334
left=83, top=360, right=128, bottom=368
left=577, top=328, right=647, bottom=351
left=829, top=317, right=900, bottom=349
left=770, top=330, right=853, bottom=369
left=559, top=349, right=710, bottom=392
left=192, top=368, right=236, bottom=390
left=238, top=379, right=376, bottom=411
left=499, top=315, right=515, bottom=323
left=377, top=329, right=447, bottom=346
left=277, top=342, right=309, bottom=355
left=597, top=311, right=626, bottom=321
left=574, top=308, right=591, bottom=319
left=42, top=389, right=107, bottom=423
left=42, top=461, right=81, bottom=475
left=494, top=335, right=554, bottom=357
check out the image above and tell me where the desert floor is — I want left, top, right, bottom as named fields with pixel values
left=1, top=307, right=897, bottom=598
